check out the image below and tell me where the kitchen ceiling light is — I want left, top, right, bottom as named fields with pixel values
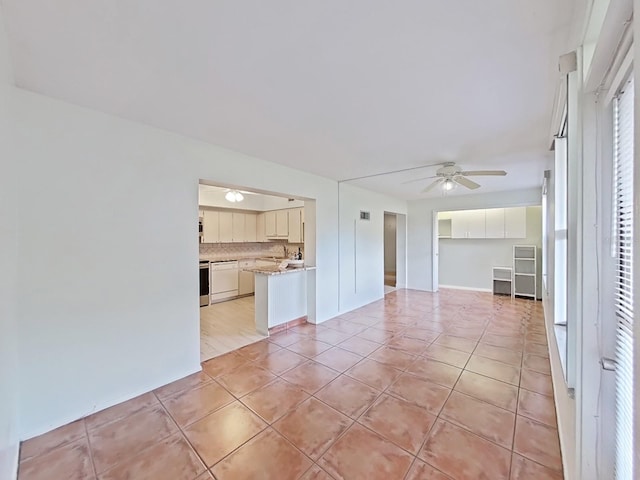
left=443, top=178, right=454, bottom=191
left=225, top=190, right=244, bottom=202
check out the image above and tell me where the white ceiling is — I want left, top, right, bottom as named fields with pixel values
left=2, top=0, right=578, bottom=199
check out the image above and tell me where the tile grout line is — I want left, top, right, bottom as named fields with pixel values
left=82, top=418, right=99, bottom=479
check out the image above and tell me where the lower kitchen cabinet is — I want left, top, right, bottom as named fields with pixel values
left=238, top=259, right=255, bottom=295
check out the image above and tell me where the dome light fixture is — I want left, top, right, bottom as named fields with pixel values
left=225, top=190, right=244, bottom=202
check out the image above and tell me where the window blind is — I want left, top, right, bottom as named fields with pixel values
left=613, top=76, right=634, bottom=480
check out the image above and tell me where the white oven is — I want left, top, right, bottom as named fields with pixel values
left=210, top=261, right=239, bottom=302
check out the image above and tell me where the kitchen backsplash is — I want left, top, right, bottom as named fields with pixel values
left=199, top=242, right=304, bottom=260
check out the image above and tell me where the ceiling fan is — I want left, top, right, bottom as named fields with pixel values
left=403, top=162, right=507, bottom=193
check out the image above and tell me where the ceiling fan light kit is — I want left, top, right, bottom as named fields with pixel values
left=405, top=162, right=507, bottom=194
left=225, top=190, right=244, bottom=202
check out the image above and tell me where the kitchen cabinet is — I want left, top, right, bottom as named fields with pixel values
left=265, top=211, right=277, bottom=237
left=288, top=208, right=302, bottom=243
left=485, top=208, right=505, bottom=238
left=266, top=209, right=288, bottom=238
left=505, top=207, right=526, bottom=238
left=202, top=210, right=219, bottom=243
left=257, top=213, right=266, bottom=242
left=232, top=213, right=245, bottom=243
left=445, top=207, right=526, bottom=239
left=238, top=259, right=255, bottom=295
left=466, top=210, right=486, bottom=238
left=218, top=212, right=233, bottom=242
left=276, top=210, right=288, bottom=237
left=245, top=213, right=257, bottom=242
left=449, top=211, right=467, bottom=239
left=450, top=210, right=485, bottom=238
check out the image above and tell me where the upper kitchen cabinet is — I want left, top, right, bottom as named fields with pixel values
left=288, top=208, right=303, bottom=243
left=257, top=213, right=266, bottom=242
left=265, top=211, right=277, bottom=237
left=244, top=213, right=257, bottom=242
left=202, top=210, right=219, bottom=243
left=450, top=210, right=486, bottom=238
left=232, top=213, right=245, bottom=243
left=444, top=207, right=527, bottom=240
left=504, top=207, right=526, bottom=238
left=485, top=208, right=505, bottom=238
left=276, top=210, right=288, bottom=237
left=266, top=210, right=289, bottom=238
left=219, top=212, right=233, bottom=242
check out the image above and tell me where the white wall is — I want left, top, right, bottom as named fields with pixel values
left=338, top=184, right=406, bottom=313
left=438, top=206, right=542, bottom=296
left=7, top=77, right=406, bottom=440
left=0, top=6, right=20, bottom=479
left=407, top=188, right=544, bottom=292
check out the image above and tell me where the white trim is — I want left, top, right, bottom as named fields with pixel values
left=542, top=292, right=576, bottom=480
left=0, top=443, right=19, bottom=480
left=438, top=284, right=492, bottom=293
left=604, top=44, right=634, bottom=105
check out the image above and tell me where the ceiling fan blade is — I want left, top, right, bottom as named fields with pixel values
left=460, top=170, right=507, bottom=176
left=454, top=176, right=481, bottom=189
left=421, top=179, right=443, bottom=193
left=402, top=175, right=437, bottom=185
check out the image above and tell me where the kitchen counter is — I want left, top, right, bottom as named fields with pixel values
left=198, top=256, right=288, bottom=263
left=244, top=265, right=316, bottom=275
left=253, top=267, right=312, bottom=335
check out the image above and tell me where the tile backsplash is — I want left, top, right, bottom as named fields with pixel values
left=199, top=242, right=304, bottom=261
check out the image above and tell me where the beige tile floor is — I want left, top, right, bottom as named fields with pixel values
left=19, top=289, right=562, bottom=480
left=200, top=296, right=266, bottom=362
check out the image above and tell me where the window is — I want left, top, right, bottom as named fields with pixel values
left=612, top=76, right=634, bottom=479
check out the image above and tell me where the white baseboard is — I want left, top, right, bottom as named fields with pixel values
left=0, top=443, right=19, bottom=480
left=438, top=284, right=492, bottom=293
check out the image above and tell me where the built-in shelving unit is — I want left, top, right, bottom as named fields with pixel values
left=492, top=266, right=513, bottom=296
left=513, top=245, right=536, bottom=298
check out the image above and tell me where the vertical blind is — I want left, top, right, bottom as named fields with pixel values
left=613, top=76, right=634, bottom=480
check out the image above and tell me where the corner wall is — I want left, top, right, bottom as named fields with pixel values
left=406, top=188, right=544, bottom=292
left=8, top=82, right=406, bottom=440
left=338, top=183, right=406, bottom=313
left=438, top=206, right=542, bottom=295
left=0, top=5, right=20, bottom=479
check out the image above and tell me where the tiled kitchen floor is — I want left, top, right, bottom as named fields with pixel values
left=18, top=289, right=563, bottom=480
left=200, top=296, right=266, bottom=362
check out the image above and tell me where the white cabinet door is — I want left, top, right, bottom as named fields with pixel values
left=238, top=259, right=255, bottom=295
left=466, top=209, right=486, bottom=238
left=485, top=208, right=505, bottom=238
left=202, top=210, right=219, bottom=243
left=450, top=210, right=468, bottom=238
left=276, top=210, right=288, bottom=237
left=256, top=213, right=266, bottom=242
left=288, top=208, right=302, bottom=243
left=505, top=207, right=527, bottom=238
left=244, top=213, right=257, bottom=242
left=232, top=213, right=245, bottom=242
left=218, top=212, right=233, bottom=243
left=265, top=211, right=277, bottom=237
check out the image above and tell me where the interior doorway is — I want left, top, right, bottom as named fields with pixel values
left=384, top=213, right=397, bottom=293
left=197, top=181, right=316, bottom=362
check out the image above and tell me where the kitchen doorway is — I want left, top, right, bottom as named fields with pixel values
left=197, top=181, right=312, bottom=362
